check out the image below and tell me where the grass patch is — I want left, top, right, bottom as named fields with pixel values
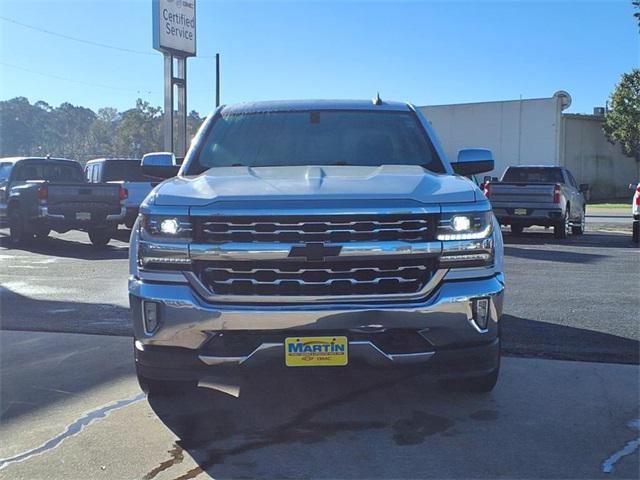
left=588, top=203, right=629, bottom=209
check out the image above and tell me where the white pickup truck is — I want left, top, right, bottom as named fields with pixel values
left=85, top=158, right=155, bottom=229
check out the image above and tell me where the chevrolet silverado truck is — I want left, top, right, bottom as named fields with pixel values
left=486, top=165, right=588, bottom=238
left=129, top=100, right=505, bottom=395
left=0, top=157, right=127, bottom=246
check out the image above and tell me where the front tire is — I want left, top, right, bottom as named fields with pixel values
left=137, top=372, right=197, bottom=397
left=510, top=224, right=523, bottom=235
left=88, top=227, right=114, bottom=247
left=438, top=347, right=500, bottom=394
left=571, top=209, right=585, bottom=235
left=633, top=221, right=639, bottom=244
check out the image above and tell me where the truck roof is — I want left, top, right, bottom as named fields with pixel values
left=507, top=165, right=562, bottom=169
left=220, top=99, right=412, bottom=115
left=0, top=157, right=78, bottom=165
left=86, top=158, right=140, bottom=164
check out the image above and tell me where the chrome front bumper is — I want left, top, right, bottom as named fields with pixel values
left=130, top=273, right=504, bottom=368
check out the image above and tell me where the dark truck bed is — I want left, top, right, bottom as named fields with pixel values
left=1, top=157, right=126, bottom=246
left=43, top=182, right=124, bottom=225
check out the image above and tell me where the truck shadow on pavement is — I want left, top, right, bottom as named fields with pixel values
left=501, top=314, right=640, bottom=365
left=502, top=230, right=637, bottom=249
left=146, top=368, right=465, bottom=480
left=0, top=229, right=129, bottom=260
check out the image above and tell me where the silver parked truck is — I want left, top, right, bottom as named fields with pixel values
left=486, top=166, right=588, bottom=238
left=129, top=100, right=505, bottom=395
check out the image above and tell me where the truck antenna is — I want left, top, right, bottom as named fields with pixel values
left=372, top=92, right=383, bottom=106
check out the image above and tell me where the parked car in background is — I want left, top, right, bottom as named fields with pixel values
left=130, top=99, right=505, bottom=396
left=85, top=158, right=154, bottom=228
left=0, top=157, right=126, bottom=246
left=486, top=165, right=587, bottom=238
left=631, top=182, right=640, bottom=244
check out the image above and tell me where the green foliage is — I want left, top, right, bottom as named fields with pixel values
left=603, top=69, right=640, bottom=162
left=634, top=1, right=640, bottom=30
left=0, top=97, right=204, bottom=163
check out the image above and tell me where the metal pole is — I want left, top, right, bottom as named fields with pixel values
left=163, top=54, right=174, bottom=152
left=215, top=53, right=220, bottom=108
left=177, top=57, right=187, bottom=157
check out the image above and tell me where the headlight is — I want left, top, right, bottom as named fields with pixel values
left=437, top=211, right=493, bottom=241
left=140, top=215, right=193, bottom=241
left=438, top=211, right=494, bottom=268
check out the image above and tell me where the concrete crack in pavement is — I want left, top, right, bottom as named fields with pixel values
left=0, top=392, right=145, bottom=470
left=601, top=419, right=640, bottom=474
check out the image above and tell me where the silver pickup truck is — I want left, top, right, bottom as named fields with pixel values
left=486, top=165, right=588, bottom=238
left=129, top=99, right=505, bottom=395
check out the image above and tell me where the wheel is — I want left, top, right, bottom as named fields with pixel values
left=125, top=219, right=135, bottom=230
left=34, top=227, right=51, bottom=240
left=8, top=208, right=31, bottom=245
left=88, top=227, right=113, bottom=247
left=554, top=208, right=570, bottom=239
left=633, top=221, right=639, bottom=244
left=571, top=209, right=585, bottom=235
left=438, top=345, right=500, bottom=393
left=438, top=367, right=500, bottom=393
left=510, top=224, right=523, bottom=235
left=137, top=372, right=197, bottom=397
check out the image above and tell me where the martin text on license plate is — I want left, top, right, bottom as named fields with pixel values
left=76, top=212, right=91, bottom=220
left=514, top=208, right=527, bottom=216
left=285, top=336, right=348, bottom=367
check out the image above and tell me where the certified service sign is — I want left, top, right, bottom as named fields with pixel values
left=153, top=0, right=196, bottom=57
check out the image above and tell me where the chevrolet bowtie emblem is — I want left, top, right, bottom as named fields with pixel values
left=288, top=243, right=342, bottom=262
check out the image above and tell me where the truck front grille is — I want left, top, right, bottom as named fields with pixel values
left=196, top=257, right=435, bottom=297
left=194, top=214, right=435, bottom=244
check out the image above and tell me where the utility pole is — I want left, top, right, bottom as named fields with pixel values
left=216, top=53, right=220, bottom=108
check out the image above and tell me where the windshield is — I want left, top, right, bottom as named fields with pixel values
left=103, top=160, right=145, bottom=182
left=188, top=110, right=444, bottom=174
left=14, top=161, right=84, bottom=183
left=502, top=167, right=564, bottom=183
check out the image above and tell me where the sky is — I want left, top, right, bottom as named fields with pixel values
left=0, top=0, right=638, bottom=116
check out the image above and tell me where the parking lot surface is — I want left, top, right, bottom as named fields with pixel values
left=1, top=330, right=639, bottom=480
left=1, top=224, right=638, bottom=363
left=1, top=222, right=639, bottom=479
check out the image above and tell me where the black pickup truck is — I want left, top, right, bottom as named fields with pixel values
left=0, top=157, right=126, bottom=246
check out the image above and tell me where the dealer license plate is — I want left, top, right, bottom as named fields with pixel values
left=76, top=212, right=91, bottom=220
left=285, top=336, right=348, bottom=367
left=514, top=208, right=527, bottom=216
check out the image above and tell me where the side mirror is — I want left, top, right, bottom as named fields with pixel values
left=483, top=175, right=492, bottom=183
left=452, top=149, right=495, bottom=176
left=579, top=184, right=589, bottom=193
left=142, top=152, right=180, bottom=179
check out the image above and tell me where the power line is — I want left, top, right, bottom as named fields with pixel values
left=0, top=62, right=158, bottom=94
left=0, top=15, right=215, bottom=59
left=0, top=16, right=156, bottom=56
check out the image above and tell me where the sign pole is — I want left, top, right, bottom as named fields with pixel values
left=215, top=53, right=220, bottom=108
left=176, top=57, right=187, bottom=157
left=153, top=0, right=196, bottom=154
left=163, top=53, right=174, bottom=152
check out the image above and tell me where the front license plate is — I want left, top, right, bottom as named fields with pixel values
left=514, top=208, right=527, bottom=216
left=285, top=336, right=348, bottom=367
left=76, top=212, right=91, bottom=220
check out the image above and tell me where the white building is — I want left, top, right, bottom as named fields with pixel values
left=419, top=92, right=638, bottom=201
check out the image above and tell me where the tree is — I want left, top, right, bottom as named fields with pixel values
left=634, top=1, right=640, bottom=30
left=603, top=69, right=640, bottom=176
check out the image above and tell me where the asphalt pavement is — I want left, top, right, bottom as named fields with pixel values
left=1, top=222, right=638, bottom=364
left=1, top=330, right=638, bottom=480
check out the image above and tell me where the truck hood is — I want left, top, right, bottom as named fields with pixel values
left=151, top=165, right=478, bottom=207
